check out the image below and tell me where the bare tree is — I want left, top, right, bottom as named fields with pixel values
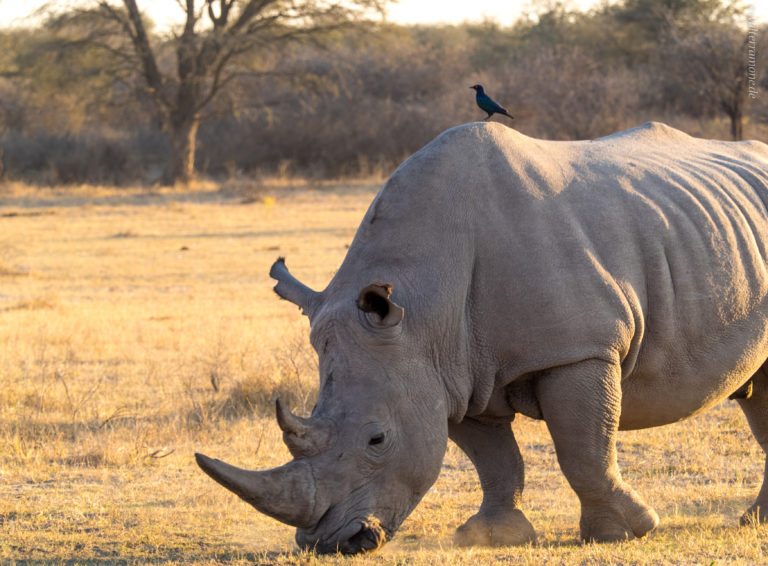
left=47, top=0, right=387, bottom=184
left=662, top=22, right=749, bottom=140
left=510, top=47, right=645, bottom=140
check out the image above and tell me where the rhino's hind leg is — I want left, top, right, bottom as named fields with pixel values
left=448, top=418, right=536, bottom=547
left=737, top=366, right=768, bottom=526
left=536, top=359, right=659, bottom=542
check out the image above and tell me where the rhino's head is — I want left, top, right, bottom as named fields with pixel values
left=196, top=258, right=449, bottom=554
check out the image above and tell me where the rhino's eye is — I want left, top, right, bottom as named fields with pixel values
left=369, top=433, right=385, bottom=446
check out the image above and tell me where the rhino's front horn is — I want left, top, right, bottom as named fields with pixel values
left=195, top=453, right=320, bottom=528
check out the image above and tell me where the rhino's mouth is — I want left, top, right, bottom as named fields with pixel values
left=297, top=515, right=389, bottom=555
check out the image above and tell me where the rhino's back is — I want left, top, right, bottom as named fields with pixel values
left=420, top=122, right=768, bottom=426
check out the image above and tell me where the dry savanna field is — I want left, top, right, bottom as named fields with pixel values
left=1, top=180, right=767, bottom=565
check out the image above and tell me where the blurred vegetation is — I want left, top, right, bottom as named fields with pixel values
left=0, top=0, right=766, bottom=186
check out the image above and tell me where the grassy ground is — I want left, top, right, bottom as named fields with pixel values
left=1, top=181, right=767, bottom=565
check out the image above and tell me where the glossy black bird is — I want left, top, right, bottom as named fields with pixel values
left=470, top=84, right=514, bottom=121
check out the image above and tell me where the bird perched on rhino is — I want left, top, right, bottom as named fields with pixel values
left=470, top=84, right=514, bottom=121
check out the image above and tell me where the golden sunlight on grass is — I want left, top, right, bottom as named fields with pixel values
left=1, top=183, right=767, bottom=564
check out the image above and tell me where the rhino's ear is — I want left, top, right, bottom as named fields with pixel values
left=356, top=282, right=404, bottom=328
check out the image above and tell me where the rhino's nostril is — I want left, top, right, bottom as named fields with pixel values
left=296, top=515, right=388, bottom=555
left=338, top=517, right=387, bottom=554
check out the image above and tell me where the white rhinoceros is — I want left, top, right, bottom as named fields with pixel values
left=196, top=122, right=768, bottom=554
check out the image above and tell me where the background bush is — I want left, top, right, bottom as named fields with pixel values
left=0, top=0, right=766, bottom=185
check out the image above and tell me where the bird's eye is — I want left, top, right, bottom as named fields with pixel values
left=369, top=433, right=385, bottom=446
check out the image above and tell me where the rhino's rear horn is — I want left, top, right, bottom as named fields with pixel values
left=270, top=257, right=321, bottom=317
left=275, top=398, right=334, bottom=458
left=195, top=453, right=320, bottom=528
left=276, top=397, right=310, bottom=436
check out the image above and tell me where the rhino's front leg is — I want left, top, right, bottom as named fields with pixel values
left=448, top=418, right=536, bottom=546
left=535, top=359, right=659, bottom=542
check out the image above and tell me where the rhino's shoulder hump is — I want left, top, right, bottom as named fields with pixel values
left=422, top=122, right=536, bottom=155
left=409, top=122, right=572, bottom=170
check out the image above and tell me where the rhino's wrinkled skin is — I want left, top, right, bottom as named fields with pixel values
left=196, top=122, right=768, bottom=553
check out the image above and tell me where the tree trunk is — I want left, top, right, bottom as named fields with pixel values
left=163, top=114, right=199, bottom=185
left=730, top=107, right=743, bottom=141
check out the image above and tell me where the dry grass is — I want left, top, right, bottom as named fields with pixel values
left=0, top=181, right=767, bottom=564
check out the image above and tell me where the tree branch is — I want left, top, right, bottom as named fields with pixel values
left=229, top=0, right=279, bottom=35
left=184, top=0, right=197, bottom=35
left=118, top=0, right=169, bottom=108
left=207, top=0, right=234, bottom=30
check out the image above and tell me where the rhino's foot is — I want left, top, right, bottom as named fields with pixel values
left=454, top=508, right=536, bottom=547
left=580, top=493, right=659, bottom=543
left=740, top=505, right=768, bottom=527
